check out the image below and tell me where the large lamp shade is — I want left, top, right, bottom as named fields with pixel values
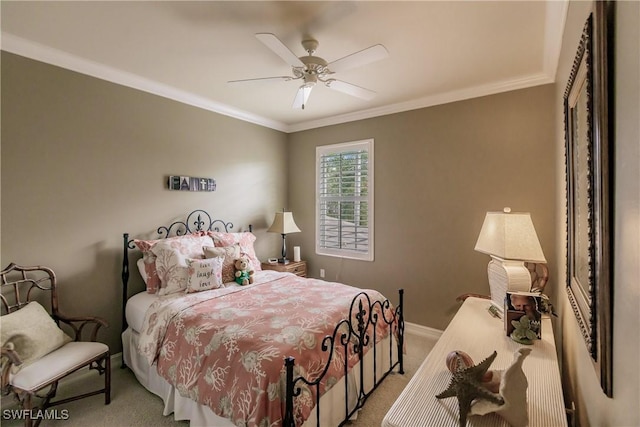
left=474, top=210, right=546, bottom=263
left=267, top=212, right=301, bottom=235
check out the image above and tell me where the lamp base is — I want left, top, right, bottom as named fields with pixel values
left=487, top=256, right=532, bottom=310
left=278, top=258, right=290, bottom=264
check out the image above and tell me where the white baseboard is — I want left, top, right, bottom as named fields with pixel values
left=404, top=321, right=443, bottom=341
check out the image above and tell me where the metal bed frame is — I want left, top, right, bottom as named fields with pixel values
left=121, top=209, right=404, bottom=427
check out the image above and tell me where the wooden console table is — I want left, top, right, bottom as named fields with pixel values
left=383, top=297, right=566, bottom=426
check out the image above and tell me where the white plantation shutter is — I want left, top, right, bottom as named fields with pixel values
left=316, top=139, right=374, bottom=261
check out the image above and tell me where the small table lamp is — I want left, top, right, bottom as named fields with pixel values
left=474, top=208, right=546, bottom=310
left=267, top=211, right=301, bottom=264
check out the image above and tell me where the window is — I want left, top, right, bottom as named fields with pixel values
left=316, top=139, right=374, bottom=261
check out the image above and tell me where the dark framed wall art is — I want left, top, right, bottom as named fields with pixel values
left=563, top=1, right=614, bottom=397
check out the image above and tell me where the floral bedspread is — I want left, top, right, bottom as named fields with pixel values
left=138, top=270, right=397, bottom=427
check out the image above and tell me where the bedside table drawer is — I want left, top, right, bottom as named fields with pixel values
left=289, top=262, right=306, bottom=277
left=261, top=260, right=307, bottom=278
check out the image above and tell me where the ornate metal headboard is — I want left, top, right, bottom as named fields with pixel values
left=121, top=209, right=247, bottom=335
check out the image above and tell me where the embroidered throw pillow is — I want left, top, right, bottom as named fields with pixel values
left=203, top=244, right=241, bottom=284
left=185, top=258, right=224, bottom=293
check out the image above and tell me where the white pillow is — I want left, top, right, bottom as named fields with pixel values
left=1, top=301, right=72, bottom=370
left=185, top=257, right=224, bottom=293
left=137, top=258, right=148, bottom=283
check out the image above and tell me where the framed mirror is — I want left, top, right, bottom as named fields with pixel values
left=563, top=1, right=613, bottom=397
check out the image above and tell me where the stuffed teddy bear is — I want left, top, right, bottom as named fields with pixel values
left=234, top=256, right=254, bottom=286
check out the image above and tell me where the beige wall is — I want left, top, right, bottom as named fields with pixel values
left=1, top=52, right=288, bottom=352
left=287, top=85, right=556, bottom=330
left=2, top=51, right=556, bottom=342
left=554, top=1, right=640, bottom=426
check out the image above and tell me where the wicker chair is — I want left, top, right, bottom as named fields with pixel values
left=0, top=263, right=110, bottom=427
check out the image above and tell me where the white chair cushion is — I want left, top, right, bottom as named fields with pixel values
left=10, top=341, right=108, bottom=392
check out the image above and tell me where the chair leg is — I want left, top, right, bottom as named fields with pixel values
left=105, top=354, right=111, bottom=405
left=23, top=393, right=33, bottom=427
left=41, top=381, right=58, bottom=409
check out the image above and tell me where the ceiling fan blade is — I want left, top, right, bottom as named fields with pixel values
left=292, top=84, right=314, bottom=110
left=328, top=44, right=389, bottom=73
left=228, top=76, right=293, bottom=85
left=256, top=33, right=305, bottom=67
left=326, top=79, right=377, bottom=100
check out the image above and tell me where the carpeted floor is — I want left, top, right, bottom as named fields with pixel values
left=1, top=332, right=437, bottom=427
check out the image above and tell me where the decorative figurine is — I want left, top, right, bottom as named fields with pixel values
left=471, top=348, right=532, bottom=427
left=437, top=348, right=532, bottom=427
left=509, top=315, right=538, bottom=344
left=436, top=351, right=504, bottom=427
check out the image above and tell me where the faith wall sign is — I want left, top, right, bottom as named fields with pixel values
left=168, top=176, right=216, bottom=192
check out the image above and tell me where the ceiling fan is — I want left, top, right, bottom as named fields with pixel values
left=229, top=33, right=389, bottom=110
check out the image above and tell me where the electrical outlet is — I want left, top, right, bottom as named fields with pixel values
left=319, top=269, right=325, bottom=278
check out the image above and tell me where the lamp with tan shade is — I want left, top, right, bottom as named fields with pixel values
left=474, top=208, right=546, bottom=310
left=267, top=211, right=301, bottom=264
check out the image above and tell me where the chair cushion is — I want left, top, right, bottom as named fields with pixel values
left=1, top=301, right=72, bottom=369
left=10, top=341, right=109, bottom=392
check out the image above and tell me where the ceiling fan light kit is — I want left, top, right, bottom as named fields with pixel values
left=229, top=33, right=388, bottom=110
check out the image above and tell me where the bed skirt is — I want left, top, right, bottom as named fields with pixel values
left=122, top=327, right=396, bottom=426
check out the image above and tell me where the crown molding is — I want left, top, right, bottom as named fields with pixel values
left=1, top=33, right=289, bottom=133
left=287, top=72, right=555, bottom=133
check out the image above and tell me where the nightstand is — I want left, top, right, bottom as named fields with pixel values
left=261, top=260, right=307, bottom=277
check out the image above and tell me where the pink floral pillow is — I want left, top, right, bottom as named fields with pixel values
left=147, top=234, right=214, bottom=295
left=185, top=258, right=224, bottom=293
left=203, top=244, right=241, bottom=284
left=207, top=232, right=261, bottom=272
left=134, top=239, right=165, bottom=293
left=134, top=233, right=213, bottom=293
left=139, top=251, right=161, bottom=294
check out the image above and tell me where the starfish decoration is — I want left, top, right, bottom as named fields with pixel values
left=436, top=350, right=505, bottom=427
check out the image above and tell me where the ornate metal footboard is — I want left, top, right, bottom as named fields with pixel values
left=283, top=289, right=404, bottom=427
